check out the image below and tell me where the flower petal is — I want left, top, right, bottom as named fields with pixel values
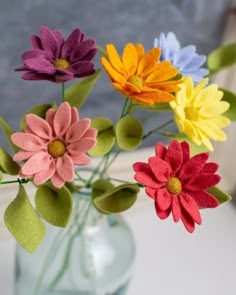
left=11, top=132, right=45, bottom=151
left=70, top=153, right=91, bottom=166
left=53, top=102, right=71, bottom=136
left=26, top=114, right=52, bottom=139
left=122, top=43, right=138, bottom=75
left=68, top=138, right=96, bottom=154
left=179, top=152, right=209, bottom=180
left=185, top=173, right=221, bottom=191
left=13, top=151, right=37, bottom=161
left=155, top=142, right=167, bottom=159
left=188, top=191, right=219, bottom=208
left=172, top=196, right=181, bottom=222
left=148, top=156, right=171, bottom=182
left=56, top=154, right=74, bottom=182
left=61, top=28, right=83, bottom=58
left=164, top=140, right=183, bottom=174
left=155, top=201, right=171, bottom=220
left=180, top=193, right=202, bottom=224
left=156, top=188, right=171, bottom=211
left=34, top=159, right=56, bottom=185
left=24, top=58, right=56, bottom=74
left=66, top=119, right=91, bottom=143
left=181, top=211, right=195, bottom=233
left=40, top=26, right=59, bottom=57
left=21, top=151, right=51, bottom=175
left=51, top=171, right=65, bottom=189
left=133, top=162, right=162, bottom=188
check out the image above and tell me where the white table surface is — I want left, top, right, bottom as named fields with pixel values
left=1, top=149, right=236, bottom=295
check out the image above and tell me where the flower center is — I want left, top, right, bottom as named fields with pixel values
left=184, top=106, right=199, bottom=121
left=166, top=177, right=182, bottom=195
left=127, top=75, right=144, bottom=88
left=48, top=140, right=66, bottom=158
left=54, top=59, right=70, bottom=69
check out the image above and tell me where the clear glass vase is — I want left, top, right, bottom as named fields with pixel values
left=14, top=190, right=136, bottom=295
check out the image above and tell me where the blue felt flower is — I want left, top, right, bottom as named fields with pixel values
left=154, top=32, right=209, bottom=84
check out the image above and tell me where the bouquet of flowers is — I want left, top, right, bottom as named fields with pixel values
left=0, top=26, right=235, bottom=254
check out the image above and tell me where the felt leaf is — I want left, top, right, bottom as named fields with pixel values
left=65, top=181, right=81, bottom=193
left=0, top=171, right=3, bottom=181
left=20, top=103, right=53, bottom=131
left=0, top=147, right=20, bottom=175
left=0, top=116, right=18, bottom=153
left=96, top=45, right=108, bottom=58
left=207, top=43, right=236, bottom=75
left=92, top=179, right=115, bottom=200
left=88, top=117, right=115, bottom=157
left=65, top=69, right=101, bottom=109
left=129, top=102, right=171, bottom=113
left=4, top=185, right=45, bottom=253
left=207, top=186, right=232, bottom=204
left=92, top=183, right=139, bottom=214
left=35, top=183, right=72, bottom=227
left=164, top=132, right=208, bottom=155
left=116, top=116, right=143, bottom=151
left=220, top=88, right=236, bottom=121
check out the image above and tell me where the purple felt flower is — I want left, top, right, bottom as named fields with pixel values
left=15, top=26, right=97, bottom=83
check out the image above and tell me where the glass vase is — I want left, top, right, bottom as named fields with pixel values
left=14, top=190, right=136, bottom=295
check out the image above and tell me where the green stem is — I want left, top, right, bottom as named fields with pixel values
left=120, top=98, right=129, bottom=118
left=142, top=119, right=174, bottom=140
left=0, top=178, right=31, bottom=185
left=61, top=82, right=65, bottom=102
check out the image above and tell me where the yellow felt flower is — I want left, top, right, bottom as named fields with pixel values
left=169, top=77, right=230, bottom=151
left=101, top=43, right=182, bottom=105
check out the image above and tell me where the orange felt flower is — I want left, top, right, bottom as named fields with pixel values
left=101, top=43, right=182, bottom=105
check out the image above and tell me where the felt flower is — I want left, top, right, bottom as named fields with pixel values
left=169, top=77, right=230, bottom=151
left=11, top=102, right=97, bottom=188
left=154, top=32, right=209, bottom=84
left=15, top=26, right=97, bottom=82
left=101, top=43, right=182, bottom=105
left=133, top=140, right=220, bottom=233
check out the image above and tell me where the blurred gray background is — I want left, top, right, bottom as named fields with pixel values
left=0, top=0, right=233, bottom=151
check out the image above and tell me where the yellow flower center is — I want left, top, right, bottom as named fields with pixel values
left=184, top=106, right=199, bottom=121
left=54, top=59, right=70, bottom=69
left=48, top=140, right=66, bottom=158
left=127, top=75, right=144, bottom=88
left=166, top=177, right=182, bottom=195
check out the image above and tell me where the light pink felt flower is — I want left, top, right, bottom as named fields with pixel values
left=15, top=26, right=97, bottom=82
left=11, top=102, right=97, bottom=188
left=133, top=140, right=220, bottom=233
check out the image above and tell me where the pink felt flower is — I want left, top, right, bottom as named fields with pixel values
left=133, top=140, right=220, bottom=233
left=11, top=102, right=97, bottom=188
left=15, top=26, right=97, bottom=82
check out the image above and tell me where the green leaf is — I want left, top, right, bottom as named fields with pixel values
left=65, top=69, right=101, bottom=109
left=207, top=186, right=232, bottom=204
left=92, top=179, right=115, bottom=200
left=4, top=185, right=46, bottom=253
left=88, top=117, right=115, bottom=157
left=0, top=116, right=18, bottom=153
left=129, top=102, right=171, bottom=113
left=220, top=88, right=236, bottom=121
left=35, top=184, right=72, bottom=227
left=164, top=132, right=209, bottom=155
left=20, top=103, right=53, bottom=131
left=92, top=182, right=139, bottom=214
left=0, top=147, right=20, bottom=175
left=207, top=42, right=236, bottom=75
left=116, top=116, right=143, bottom=151
left=96, top=45, right=108, bottom=57
left=65, top=181, right=81, bottom=193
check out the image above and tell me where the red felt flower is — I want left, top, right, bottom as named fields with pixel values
left=133, top=140, right=220, bottom=232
